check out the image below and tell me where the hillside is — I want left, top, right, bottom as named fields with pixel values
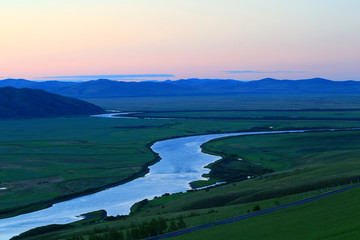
left=1, top=78, right=360, bottom=98
left=0, top=87, right=105, bottom=118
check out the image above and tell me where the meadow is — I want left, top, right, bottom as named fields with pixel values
left=198, top=130, right=360, bottom=185
left=1, top=118, right=358, bottom=217
left=0, top=116, right=264, bottom=218
left=83, top=94, right=360, bottom=111
left=127, top=109, right=360, bottom=121
left=2, top=94, right=360, bottom=239
left=171, top=186, right=360, bottom=240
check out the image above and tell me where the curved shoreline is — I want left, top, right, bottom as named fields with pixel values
left=1, top=127, right=360, bottom=239
left=0, top=139, right=161, bottom=220
left=2, top=127, right=359, bottom=220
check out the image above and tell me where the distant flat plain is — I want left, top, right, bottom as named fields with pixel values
left=2, top=94, right=360, bottom=240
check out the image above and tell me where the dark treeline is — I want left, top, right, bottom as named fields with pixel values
left=64, top=216, right=186, bottom=240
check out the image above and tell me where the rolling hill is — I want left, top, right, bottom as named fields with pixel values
left=0, top=78, right=360, bottom=98
left=0, top=87, right=105, bottom=118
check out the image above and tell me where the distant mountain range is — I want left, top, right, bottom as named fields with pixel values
left=0, top=78, right=359, bottom=98
left=0, top=87, right=105, bottom=118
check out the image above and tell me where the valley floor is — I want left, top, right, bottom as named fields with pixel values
left=2, top=95, right=360, bottom=239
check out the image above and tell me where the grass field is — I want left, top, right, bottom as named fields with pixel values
left=199, top=130, right=360, bottom=184
left=2, top=115, right=359, bottom=218
left=12, top=129, right=360, bottom=240
left=172, top=186, right=360, bottom=240
left=16, top=183, right=360, bottom=240
left=131, top=131, right=360, bottom=214
left=83, top=94, right=360, bottom=111
left=128, top=109, right=360, bottom=120
left=2, top=95, right=360, bottom=239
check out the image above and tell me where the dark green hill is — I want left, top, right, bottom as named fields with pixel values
left=0, top=87, right=105, bottom=118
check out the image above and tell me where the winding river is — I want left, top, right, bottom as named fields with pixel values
left=0, top=125, right=310, bottom=239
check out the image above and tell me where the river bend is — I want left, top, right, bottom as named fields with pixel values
left=0, top=129, right=308, bottom=239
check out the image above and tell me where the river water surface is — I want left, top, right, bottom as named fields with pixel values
left=0, top=129, right=307, bottom=239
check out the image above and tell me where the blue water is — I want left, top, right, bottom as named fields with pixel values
left=0, top=130, right=307, bottom=239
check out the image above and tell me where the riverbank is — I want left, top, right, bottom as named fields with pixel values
left=2, top=108, right=359, bottom=221
left=0, top=139, right=161, bottom=220
left=2, top=127, right=357, bottom=220
left=0, top=129, right=313, bottom=239
left=5, top=128, right=360, bottom=239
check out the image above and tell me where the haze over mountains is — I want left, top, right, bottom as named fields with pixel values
left=0, top=87, right=105, bottom=118
left=0, top=78, right=359, bottom=98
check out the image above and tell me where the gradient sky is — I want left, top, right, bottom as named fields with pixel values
left=1, top=0, right=359, bottom=81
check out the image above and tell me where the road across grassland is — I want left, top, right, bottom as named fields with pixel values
left=146, top=184, right=360, bottom=240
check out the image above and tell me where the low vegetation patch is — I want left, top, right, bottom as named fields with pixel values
left=3, top=96, right=360, bottom=239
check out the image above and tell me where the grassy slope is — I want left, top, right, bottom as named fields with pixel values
left=198, top=130, right=360, bottom=184
left=18, top=184, right=360, bottom=240
left=18, top=130, right=360, bottom=239
left=0, top=87, right=104, bottom=118
left=1, top=116, right=359, bottom=218
left=173, top=186, right=360, bottom=240
left=129, top=133, right=360, bottom=216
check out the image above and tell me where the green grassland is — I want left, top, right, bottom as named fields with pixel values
left=127, top=109, right=360, bottom=120
left=199, top=130, right=360, bottom=184
left=132, top=131, right=360, bottom=214
left=172, top=186, right=360, bottom=240
left=13, top=129, right=360, bottom=239
left=2, top=114, right=359, bottom=218
left=16, top=184, right=360, bottom=240
left=2, top=94, right=360, bottom=239
left=0, top=116, right=258, bottom=217
left=83, top=94, right=360, bottom=111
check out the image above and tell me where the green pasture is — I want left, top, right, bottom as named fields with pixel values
left=130, top=110, right=360, bottom=120
left=200, top=130, right=360, bottom=183
left=2, top=115, right=356, bottom=217
left=18, top=128, right=360, bottom=239
left=173, top=186, right=360, bottom=240
left=2, top=95, right=360, bottom=239
left=16, top=183, right=360, bottom=240
left=83, top=94, right=360, bottom=111
left=133, top=131, right=360, bottom=215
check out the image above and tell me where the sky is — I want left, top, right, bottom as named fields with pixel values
left=0, top=0, right=359, bottom=81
